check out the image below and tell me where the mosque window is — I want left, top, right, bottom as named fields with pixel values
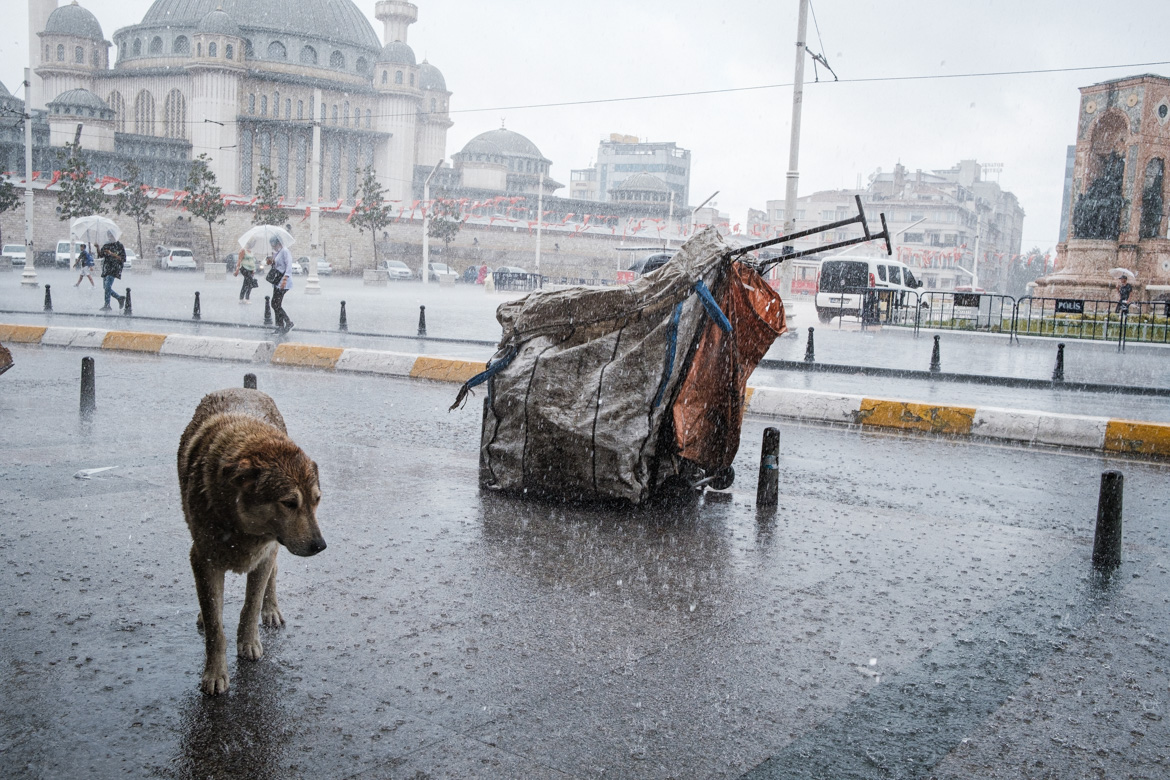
left=330, top=51, right=345, bottom=69
left=343, top=101, right=349, bottom=126
left=107, top=91, right=126, bottom=133
left=394, top=71, right=403, bottom=85
left=261, top=95, right=268, bottom=116
left=365, top=109, right=371, bottom=128
left=300, top=45, right=317, bottom=65
left=75, top=46, right=84, bottom=64
left=356, top=57, right=368, bottom=76
left=45, top=44, right=50, bottom=62
left=208, top=42, right=217, bottom=58
left=268, top=41, right=286, bottom=60
left=197, top=43, right=202, bottom=57
left=285, top=99, right=291, bottom=119
left=149, top=37, right=163, bottom=55
left=244, top=39, right=254, bottom=58
left=409, top=73, right=414, bottom=87
left=57, top=44, right=65, bottom=61
left=132, top=39, right=141, bottom=56
left=248, top=93, right=255, bottom=114
left=174, top=36, right=189, bottom=55
left=134, top=90, right=155, bottom=135
left=274, top=91, right=280, bottom=114
left=297, top=100, right=303, bottom=119
left=332, top=104, right=338, bottom=123
left=320, top=103, right=325, bottom=122
left=381, top=71, right=387, bottom=85
left=164, top=89, right=186, bottom=139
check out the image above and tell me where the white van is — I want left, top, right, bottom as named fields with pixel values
left=55, top=240, right=77, bottom=268
left=815, top=255, right=922, bottom=323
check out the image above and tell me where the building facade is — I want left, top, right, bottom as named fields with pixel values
left=570, top=133, right=691, bottom=208
left=11, top=0, right=452, bottom=203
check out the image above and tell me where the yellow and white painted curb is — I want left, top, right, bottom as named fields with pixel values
left=4, top=323, right=1168, bottom=458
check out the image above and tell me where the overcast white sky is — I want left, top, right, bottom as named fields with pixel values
left=4, top=0, right=1170, bottom=252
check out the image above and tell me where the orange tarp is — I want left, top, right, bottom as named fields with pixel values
left=672, top=262, right=787, bottom=470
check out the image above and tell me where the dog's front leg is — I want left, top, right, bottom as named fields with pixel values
left=238, top=546, right=277, bottom=660
left=190, top=547, right=229, bottom=695
left=261, top=556, right=285, bottom=627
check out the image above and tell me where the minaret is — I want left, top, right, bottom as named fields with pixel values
left=374, top=40, right=420, bottom=202
left=28, top=0, right=58, bottom=111
left=415, top=61, right=451, bottom=167
left=374, top=1, right=417, bottom=44
left=187, top=7, right=245, bottom=194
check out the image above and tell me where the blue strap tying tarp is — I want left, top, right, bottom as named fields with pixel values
left=694, top=280, right=732, bottom=333
left=652, top=302, right=684, bottom=409
left=448, top=345, right=518, bottom=410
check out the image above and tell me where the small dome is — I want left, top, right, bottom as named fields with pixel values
left=47, top=87, right=114, bottom=118
left=460, top=138, right=502, bottom=159
left=419, top=60, right=446, bottom=92
left=464, top=128, right=544, bottom=159
left=196, top=8, right=241, bottom=37
left=613, top=171, right=670, bottom=192
left=44, top=2, right=105, bottom=41
left=376, top=40, right=415, bottom=65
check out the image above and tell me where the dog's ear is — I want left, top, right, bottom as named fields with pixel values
left=222, top=458, right=262, bottom=490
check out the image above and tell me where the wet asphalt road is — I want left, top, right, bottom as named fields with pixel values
left=2, top=346, right=1170, bottom=779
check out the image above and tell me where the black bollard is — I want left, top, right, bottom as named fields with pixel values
left=263, top=295, right=273, bottom=325
left=192, top=291, right=202, bottom=320
left=417, top=304, right=427, bottom=337
left=80, top=356, right=95, bottom=416
left=243, top=373, right=257, bottom=389
left=756, top=427, right=780, bottom=509
left=1092, top=470, right=1124, bottom=570
left=339, top=300, right=348, bottom=332
left=43, top=284, right=52, bottom=312
left=122, top=287, right=133, bottom=316
left=803, top=327, right=815, bottom=363
left=1052, top=343, right=1065, bottom=383
left=929, top=334, right=941, bottom=373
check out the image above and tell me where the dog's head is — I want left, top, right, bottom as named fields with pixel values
left=222, top=444, right=326, bottom=557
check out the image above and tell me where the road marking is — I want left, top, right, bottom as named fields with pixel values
left=0, top=324, right=47, bottom=343
left=271, top=343, right=344, bottom=369
left=102, top=331, right=167, bottom=352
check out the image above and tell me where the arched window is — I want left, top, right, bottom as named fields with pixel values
left=45, top=44, right=50, bottom=62
left=208, top=42, right=217, bottom=57
left=134, top=90, right=155, bottom=135
left=1141, top=157, right=1165, bottom=239
left=319, top=103, right=325, bottom=122
left=297, top=100, right=303, bottom=119
left=107, top=91, right=126, bottom=133
left=356, top=57, right=368, bottom=75
left=273, top=91, right=280, bottom=114
left=56, top=44, right=65, bottom=61
left=331, top=104, right=338, bottom=123
left=132, top=39, right=142, bottom=56
left=93, top=48, right=101, bottom=66
left=409, top=73, right=414, bottom=86
left=248, top=93, right=255, bottom=114
left=394, top=70, right=403, bottom=84
left=244, top=39, right=254, bottom=58
left=285, top=98, right=291, bottom=119
left=197, top=42, right=202, bottom=57
left=329, top=50, right=344, bottom=69
left=225, top=44, right=233, bottom=60
left=149, top=37, right=163, bottom=55
left=74, top=46, right=84, bottom=63
left=381, top=70, right=387, bottom=85
left=174, top=36, right=189, bottom=55
left=343, top=101, right=349, bottom=126
left=365, top=108, right=371, bottom=128
left=267, top=40, right=286, bottom=60
left=300, top=45, right=317, bottom=65
left=164, top=89, right=186, bottom=139
left=260, top=95, right=267, bottom=116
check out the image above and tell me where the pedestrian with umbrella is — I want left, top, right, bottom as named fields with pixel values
left=238, top=226, right=296, bottom=331
left=1110, top=267, right=1135, bottom=314
left=72, top=216, right=126, bottom=311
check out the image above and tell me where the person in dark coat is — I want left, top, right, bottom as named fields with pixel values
left=1117, top=275, right=1133, bottom=314
left=99, top=239, right=127, bottom=310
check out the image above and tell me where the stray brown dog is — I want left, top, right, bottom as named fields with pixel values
left=178, top=388, right=326, bottom=695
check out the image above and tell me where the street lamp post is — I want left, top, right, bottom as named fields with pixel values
left=691, top=190, right=719, bottom=235
left=305, top=88, right=323, bottom=294
left=21, top=68, right=37, bottom=288
left=421, top=159, right=442, bottom=286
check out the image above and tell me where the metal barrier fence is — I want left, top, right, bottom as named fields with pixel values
left=1012, top=297, right=1170, bottom=347
left=492, top=271, right=545, bottom=292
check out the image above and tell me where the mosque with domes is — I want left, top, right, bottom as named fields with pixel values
left=11, top=0, right=452, bottom=203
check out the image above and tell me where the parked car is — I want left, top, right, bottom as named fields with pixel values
left=461, top=264, right=493, bottom=283
left=296, top=256, right=331, bottom=275
left=287, top=259, right=304, bottom=275
left=55, top=240, right=76, bottom=268
left=123, top=248, right=136, bottom=270
left=378, top=259, right=414, bottom=280
left=2, top=244, right=26, bottom=267
left=814, top=256, right=921, bottom=323
left=162, top=247, right=198, bottom=270
left=628, top=253, right=674, bottom=275
left=426, top=262, right=458, bottom=282
left=494, top=265, right=529, bottom=275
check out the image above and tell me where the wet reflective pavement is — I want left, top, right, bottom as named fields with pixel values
left=3, top=345, right=1170, bottom=778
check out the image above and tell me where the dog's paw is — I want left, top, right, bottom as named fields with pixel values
left=238, top=636, right=264, bottom=661
left=261, top=604, right=285, bottom=627
left=201, top=666, right=230, bottom=695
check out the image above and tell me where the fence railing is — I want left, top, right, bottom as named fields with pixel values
left=492, top=271, right=545, bottom=292
left=1012, top=297, right=1170, bottom=346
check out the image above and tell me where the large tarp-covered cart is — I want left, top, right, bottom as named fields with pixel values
left=453, top=197, right=890, bottom=505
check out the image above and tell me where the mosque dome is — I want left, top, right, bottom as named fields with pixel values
left=45, top=2, right=105, bottom=41
left=48, top=87, right=114, bottom=119
left=614, top=171, right=670, bottom=192
left=463, top=128, right=545, bottom=160
left=133, top=0, right=380, bottom=50
left=376, top=40, right=416, bottom=65
left=418, top=61, right=446, bottom=92
left=196, top=8, right=241, bottom=37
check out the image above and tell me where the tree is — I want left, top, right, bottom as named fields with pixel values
left=427, top=196, right=461, bottom=251
left=0, top=177, right=18, bottom=247
left=112, top=163, right=155, bottom=256
left=185, top=153, right=226, bottom=262
left=56, top=141, right=106, bottom=221
left=1004, top=246, right=1049, bottom=299
left=350, top=166, right=391, bottom=266
left=252, top=165, right=285, bottom=226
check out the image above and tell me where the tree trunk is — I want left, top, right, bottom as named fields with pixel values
left=371, top=232, right=378, bottom=268
left=206, top=221, right=217, bottom=266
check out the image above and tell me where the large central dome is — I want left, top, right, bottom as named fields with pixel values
left=137, top=0, right=380, bottom=50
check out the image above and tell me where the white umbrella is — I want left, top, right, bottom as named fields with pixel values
left=238, top=225, right=295, bottom=255
left=70, top=215, right=122, bottom=247
left=1109, top=267, right=1137, bottom=280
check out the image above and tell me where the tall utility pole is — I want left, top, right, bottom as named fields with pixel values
left=420, top=159, right=442, bottom=285
left=305, top=87, right=323, bottom=294
left=534, top=170, right=543, bottom=283
left=779, top=0, right=810, bottom=293
left=21, top=68, right=37, bottom=287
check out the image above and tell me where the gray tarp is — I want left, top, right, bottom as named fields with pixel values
left=469, top=228, right=732, bottom=504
